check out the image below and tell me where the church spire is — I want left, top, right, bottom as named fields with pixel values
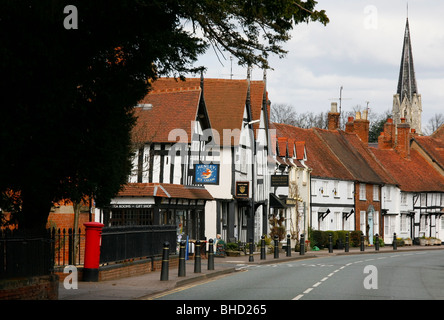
left=397, top=17, right=418, bottom=104
left=392, top=15, right=422, bottom=135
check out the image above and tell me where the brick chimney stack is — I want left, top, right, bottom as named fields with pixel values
left=353, top=111, right=370, bottom=144
left=395, top=118, right=411, bottom=158
left=328, top=102, right=340, bottom=130
left=378, top=118, right=396, bottom=149
left=345, top=116, right=354, bottom=133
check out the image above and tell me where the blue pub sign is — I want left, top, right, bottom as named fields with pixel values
left=194, top=164, right=219, bottom=185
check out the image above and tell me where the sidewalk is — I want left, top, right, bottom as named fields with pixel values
left=58, top=245, right=444, bottom=300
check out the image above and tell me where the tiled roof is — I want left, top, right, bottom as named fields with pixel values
left=273, top=123, right=397, bottom=185
left=117, top=183, right=213, bottom=200
left=370, top=148, right=444, bottom=192
left=315, top=129, right=396, bottom=185
left=202, top=79, right=265, bottom=146
left=412, top=135, right=444, bottom=171
left=273, top=123, right=354, bottom=181
left=133, top=79, right=202, bottom=143
left=136, top=77, right=266, bottom=146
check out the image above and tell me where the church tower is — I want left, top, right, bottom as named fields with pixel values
left=392, top=18, right=422, bottom=134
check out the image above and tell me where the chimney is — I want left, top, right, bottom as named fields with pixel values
left=378, top=118, right=395, bottom=149
left=327, top=102, right=340, bottom=130
left=354, top=111, right=370, bottom=144
left=395, top=118, right=411, bottom=158
left=345, top=116, right=354, bottom=133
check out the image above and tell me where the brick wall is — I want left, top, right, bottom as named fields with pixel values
left=354, top=183, right=382, bottom=236
left=0, top=275, right=59, bottom=300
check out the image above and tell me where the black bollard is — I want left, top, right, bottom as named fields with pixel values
left=393, top=233, right=397, bottom=250
left=160, top=241, right=170, bottom=281
left=375, top=234, right=379, bottom=251
left=328, top=233, right=333, bottom=253
left=260, top=235, right=266, bottom=260
left=208, top=239, right=214, bottom=270
left=178, top=240, right=186, bottom=277
left=274, top=235, right=279, bottom=259
left=345, top=233, right=349, bottom=252
left=194, top=240, right=201, bottom=273
left=249, top=238, right=254, bottom=262
left=286, top=234, right=291, bottom=257
left=360, top=233, right=365, bottom=251
left=300, top=234, right=305, bottom=256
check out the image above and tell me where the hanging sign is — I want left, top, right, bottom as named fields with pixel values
left=235, top=181, right=250, bottom=198
left=194, top=164, right=219, bottom=185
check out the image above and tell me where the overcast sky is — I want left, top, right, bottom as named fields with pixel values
left=188, top=0, right=444, bottom=126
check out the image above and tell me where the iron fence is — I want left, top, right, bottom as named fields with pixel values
left=100, top=225, right=177, bottom=264
left=1, top=225, right=176, bottom=277
left=53, top=228, right=85, bottom=267
left=0, top=229, right=54, bottom=279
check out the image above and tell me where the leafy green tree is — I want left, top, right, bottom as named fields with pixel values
left=0, top=1, right=328, bottom=233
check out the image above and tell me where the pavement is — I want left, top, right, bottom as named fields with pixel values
left=58, top=244, right=444, bottom=300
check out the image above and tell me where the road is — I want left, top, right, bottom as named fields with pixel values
left=150, top=250, right=444, bottom=300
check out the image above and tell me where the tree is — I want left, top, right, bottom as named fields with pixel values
left=423, top=113, right=444, bottom=136
left=0, top=1, right=329, bottom=233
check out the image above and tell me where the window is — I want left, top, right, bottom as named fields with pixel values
left=373, top=185, right=379, bottom=201
left=401, top=215, right=407, bottom=232
left=360, top=211, right=366, bottom=234
left=385, top=187, right=391, bottom=201
left=347, top=182, right=353, bottom=199
left=333, top=181, right=339, bottom=197
left=359, top=183, right=366, bottom=201
left=401, top=193, right=407, bottom=205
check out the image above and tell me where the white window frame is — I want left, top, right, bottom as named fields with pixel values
left=373, top=185, right=379, bottom=201
left=359, top=183, right=366, bottom=201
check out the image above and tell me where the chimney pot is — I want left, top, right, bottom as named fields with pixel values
left=331, top=102, right=338, bottom=113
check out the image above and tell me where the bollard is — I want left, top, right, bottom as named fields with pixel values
left=194, top=240, right=201, bottom=273
left=208, top=239, right=214, bottom=270
left=328, top=233, right=333, bottom=253
left=375, top=234, right=379, bottom=251
left=178, top=240, right=186, bottom=277
left=345, top=233, right=349, bottom=252
left=300, top=234, right=305, bottom=256
left=249, top=238, right=254, bottom=262
left=393, top=232, right=397, bottom=250
left=286, top=234, right=291, bottom=257
left=274, top=235, right=279, bottom=259
left=160, top=241, right=170, bottom=281
left=260, top=235, right=266, bottom=260
left=360, top=233, right=365, bottom=251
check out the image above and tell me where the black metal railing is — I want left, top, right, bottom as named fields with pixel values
left=53, top=228, right=84, bottom=267
left=100, top=225, right=176, bottom=264
left=0, top=229, right=54, bottom=279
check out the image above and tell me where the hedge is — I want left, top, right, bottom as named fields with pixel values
left=309, top=230, right=363, bottom=249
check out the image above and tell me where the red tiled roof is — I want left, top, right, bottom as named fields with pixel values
left=133, top=80, right=202, bottom=143
left=370, top=148, right=444, bottom=192
left=137, top=77, right=266, bottom=146
left=412, top=135, right=444, bottom=171
left=273, top=123, right=354, bottom=181
left=315, top=129, right=396, bottom=185
left=117, top=183, right=213, bottom=200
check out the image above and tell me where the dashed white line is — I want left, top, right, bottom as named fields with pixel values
left=303, top=288, right=313, bottom=294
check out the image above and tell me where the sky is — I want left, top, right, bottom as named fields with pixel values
left=187, top=0, right=444, bottom=128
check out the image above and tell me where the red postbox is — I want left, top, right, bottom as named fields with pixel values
left=83, top=222, right=104, bottom=282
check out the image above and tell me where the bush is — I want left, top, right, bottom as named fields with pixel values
left=226, top=242, right=239, bottom=251
left=309, top=230, right=363, bottom=249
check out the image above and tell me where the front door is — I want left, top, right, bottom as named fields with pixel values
left=368, top=208, right=374, bottom=245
